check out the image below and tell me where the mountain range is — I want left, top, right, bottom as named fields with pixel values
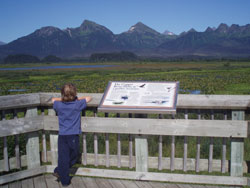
left=0, top=20, right=250, bottom=59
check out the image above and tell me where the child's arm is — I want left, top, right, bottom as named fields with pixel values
left=51, top=97, right=62, bottom=103
left=78, top=96, right=92, bottom=103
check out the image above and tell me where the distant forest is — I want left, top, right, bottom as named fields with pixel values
left=1, top=52, right=250, bottom=64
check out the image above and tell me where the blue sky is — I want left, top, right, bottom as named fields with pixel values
left=0, top=0, right=250, bottom=43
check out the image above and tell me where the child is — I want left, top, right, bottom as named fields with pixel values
left=51, top=83, right=92, bottom=186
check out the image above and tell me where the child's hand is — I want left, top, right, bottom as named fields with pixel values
left=78, top=96, right=92, bottom=103
left=52, top=97, right=62, bottom=103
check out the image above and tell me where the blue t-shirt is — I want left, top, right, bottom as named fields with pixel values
left=53, top=99, right=87, bottom=135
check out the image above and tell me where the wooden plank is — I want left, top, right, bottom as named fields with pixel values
left=43, top=116, right=248, bottom=138
left=0, top=116, right=43, bottom=137
left=42, top=132, right=47, bottom=163
left=230, top=110, right=245, bottom=177
left=42, top=107, right=47, bottom=163
left=230, top=138, right=244, bottom=177
left=3, top=136, right=9, bottom=172
left=13, top=110, right=20, bottom=170
left=149, top=181, right=168, bottom=188
left=34, top=152, right=239, bottom=173
left=48, top=108, right=58, bottom=166
left=1, top=93, right=249, bottom=110
left=81, top=177, right=99, bottom=188
left=0, top=166, right=46, bottom=185
left=120, top=180, right=139, bottom=188
left=117, top=133, right=121, bottom=168
left=44, top=174, right=60, bottom=188
left=0, top=184, right=9, bottom=188
left=108, top=179, right=126, bottom=188
left=65, top=167, right=248, bottom=186
left=82, top=133, right=87, bottom=165
left=177, top=184, right=193, bottom=188
left=95, top=178, right=112, bottom=188
left=171, top=136, right=175, bottom=171
left=33, top=175, right=47, bottom=188
left=134, top=181, right=152, bottom=188
left=221, top=111, right=227, bottom=174
left=221, top=138, right=226, bottom=173
left=8, top=181, right=21, bottom=188
left=2, top=111, right=9, bottom=172
left=195, top=110, right=201, bottom=173
left=26, top=107, right=40, bottom=169
left=183, top=110, right=188, bottom=172
left=208, top=137, right=213, bottom=173
left=105, top=133, right=110, bottom=167
left=129, top=134, right=133, bottom=169
left=0, top=155, right=27, bottom=172
left=176, top=94, right=250, bottom=110
left=162, top=183, right=179, bottom=188
left=135, top=135, right=148, bottom=172
left=183, top=136, right=188, bottom=172
left=94, top=133, right=98, bottom=167
left=158, top=135, right=162, bottom=170
left=0, top=94, right=40, bottom=110
left=14, top=135, right=20, bottom=169
left=71, top=176, right=86, bottom=188
left=195, top=137, right=201, bottom=172
left=21, top=178, right=34, bottom=188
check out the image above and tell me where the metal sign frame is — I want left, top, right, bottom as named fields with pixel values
left=98, top=81, right=179, bottom=114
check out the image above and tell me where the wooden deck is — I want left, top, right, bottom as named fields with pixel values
left=0, top=174, right=240, bottom=188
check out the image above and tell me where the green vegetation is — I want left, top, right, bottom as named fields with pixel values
left=0, top=61, right=250, bottom=95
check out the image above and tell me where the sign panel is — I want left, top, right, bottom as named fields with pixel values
left=98, top=81, right=179, bottom=114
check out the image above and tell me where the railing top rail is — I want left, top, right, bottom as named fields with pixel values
left=0, top=93, right=40, bottom=110
left=0, top=93, right=250, bottom=110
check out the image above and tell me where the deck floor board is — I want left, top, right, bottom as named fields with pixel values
left=0, top=175, right=242, bottom=188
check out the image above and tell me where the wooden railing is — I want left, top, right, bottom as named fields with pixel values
left=0, top=93, right=249, bottom=186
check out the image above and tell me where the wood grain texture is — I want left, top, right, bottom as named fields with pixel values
left=21, top=178, right=34, bottom=188
left=135, top=135, right=148, bottom=172
left=71, top=176, right=86, bottom=188
left=43, top=116, right=248, bottom=138
left=26, top=108, right=40, bottom=169
left=33, top=175, right=47, bottom=188
left=46, top=166, right=248, bottom=186
left=0, top=116, right=43, bottom=137
left=230, top=111, right=245, bottom=177
left=0, top=166, right=46, bottom=185
left=0, top=94, right=40, bottom=110
left=44, top=174, right=60, bottom=188
left=38, top=93, right=250, bottom=110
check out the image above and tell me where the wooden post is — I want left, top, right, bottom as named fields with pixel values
left=135, top=114, right=148, bottom=172
left=230, top=110, right=245, bottom=177
left=26, top=107, right=40, bottom=169
left=41, top=108, right=47, bottom=163
left=48, top=108, right=58, bottom=166
left=1, top=111, right=9, bottom=172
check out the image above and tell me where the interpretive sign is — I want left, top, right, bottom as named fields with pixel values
left=98, top=81, right=179, bottom=114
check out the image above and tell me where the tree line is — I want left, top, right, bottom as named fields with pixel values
left=1, top=52, right=250, bottom=64
left=2, top=54, right=62, bottom=64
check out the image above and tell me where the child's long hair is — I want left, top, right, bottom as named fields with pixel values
left=61, top=83, right=77, bottom=102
